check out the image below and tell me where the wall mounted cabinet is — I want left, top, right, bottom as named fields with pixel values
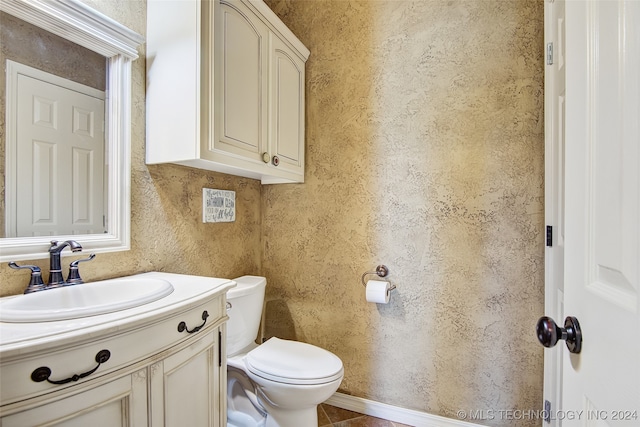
left=146, top=0, right=309, bottom=184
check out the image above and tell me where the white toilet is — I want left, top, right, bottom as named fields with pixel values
left=226, top=276, right=344, bottom=427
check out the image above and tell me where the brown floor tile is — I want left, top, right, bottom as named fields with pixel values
left=333, top=415, right=396, bottom=427
left=321, top=404, right=363, bottom=423
left=318, top=404, right=333, bottom=426
left=318, top=403, right=416, bottom=427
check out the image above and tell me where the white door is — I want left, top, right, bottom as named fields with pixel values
left=6, top=61, right=106, bottom=237
left=543, top=0, right=566, bottom=423
left=555, top=0, right=640, bottom=425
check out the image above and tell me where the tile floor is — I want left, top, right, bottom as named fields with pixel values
left=318, top=404, right=414, bottom=427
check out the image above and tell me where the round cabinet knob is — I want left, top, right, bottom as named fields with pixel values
left=536, top=316, right=583, bottom=354
left=272, top=155, right=280, bottom=166
left=262, top=152, right=270, bottom=163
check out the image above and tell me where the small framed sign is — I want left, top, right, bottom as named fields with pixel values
left=202, top=188, right=236, bottom=223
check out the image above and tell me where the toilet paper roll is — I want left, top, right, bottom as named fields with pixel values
left=365, top=280, right=391, bottom=304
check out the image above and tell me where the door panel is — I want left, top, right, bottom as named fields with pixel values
left=563, top=0, right=640, bottom=424
left=11, top=67, right=105, bottom=237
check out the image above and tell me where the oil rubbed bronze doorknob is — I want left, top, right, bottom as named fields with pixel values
left=536, top=316, right=582, bottom=354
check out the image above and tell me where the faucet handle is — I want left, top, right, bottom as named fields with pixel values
left=8, top=262, right=47, bottom=293
left=66, top=254, right=96, bottom=285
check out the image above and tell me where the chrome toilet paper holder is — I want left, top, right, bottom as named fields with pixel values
left=361, top=265, right=396, bottom=291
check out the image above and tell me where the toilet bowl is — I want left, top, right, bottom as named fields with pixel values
left=226, top=276, right=344, bottom=427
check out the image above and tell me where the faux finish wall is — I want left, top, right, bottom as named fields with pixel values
left=0, top=1, right=544, bottom=426
left=261, top=1, right=545, bottom=425
left=0, top=0, right=262, bottom=296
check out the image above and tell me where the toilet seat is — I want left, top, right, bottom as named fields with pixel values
left=245, top=337, right=344, bottom=385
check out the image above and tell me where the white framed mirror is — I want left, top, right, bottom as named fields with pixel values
left=0, top=0, right=143, bottom=261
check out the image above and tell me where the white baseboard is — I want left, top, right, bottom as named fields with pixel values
left=325, top=392, right=483, bottom=427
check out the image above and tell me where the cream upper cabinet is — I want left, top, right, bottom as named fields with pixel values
left=146, top=0, right=309, bottom=184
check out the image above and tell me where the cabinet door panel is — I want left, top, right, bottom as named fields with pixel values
left=151, top=330, right=219, bottom=427
left=216, top=1, right=267, bottom=161
left=270, top=35, right=305, bottom=174
left=1, top=370, right=147, bottom=427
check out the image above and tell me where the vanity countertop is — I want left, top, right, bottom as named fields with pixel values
left=0, top=272, right=236, bottom=360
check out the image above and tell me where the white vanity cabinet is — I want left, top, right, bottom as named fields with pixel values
left=0, top=273, right=234, bottom=427
left=146, top=0, right=309, bottom=184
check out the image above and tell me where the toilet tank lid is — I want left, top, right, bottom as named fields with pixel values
left=228, top=276, right=266, bottom=298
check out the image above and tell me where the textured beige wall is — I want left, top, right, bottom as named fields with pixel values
left=1, top=1, right=544, bottom=425
left=261, top=1, right=545, bottom=426
left=0, top=0, right=262, bottom=296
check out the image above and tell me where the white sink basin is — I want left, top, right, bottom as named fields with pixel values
left=0, top=278, right=174, bottom=323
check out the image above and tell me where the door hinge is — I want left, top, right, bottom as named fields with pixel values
left=218, top=330, right=222, bottom=367
left=547, top=42, right=554, bottom=65
left=544, top=399, right=551, bottom=423
left=546, top=226, right=553, bottom=247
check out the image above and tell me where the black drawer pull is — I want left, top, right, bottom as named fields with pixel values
left=31, top=350, right=111, bottom=385
left=177, top=310, right=209, bottom=334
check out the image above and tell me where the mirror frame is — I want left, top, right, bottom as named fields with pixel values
left=0, top=0, right=144, bottom=261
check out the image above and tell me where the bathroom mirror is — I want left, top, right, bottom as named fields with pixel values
left=0, top=0, right=144, bottom=262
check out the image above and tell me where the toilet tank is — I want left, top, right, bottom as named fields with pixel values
left=226, top=276, right=266, bottom=356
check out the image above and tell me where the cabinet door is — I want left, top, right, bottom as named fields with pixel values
left=1, top=369, right=147, bottom=427
left=214, top=0, right=268, bottom=164
left=146, top=0, right=204, bottom=164
left=269, top=34, right=305, bottom=176
left=150, top=330, right=221, bottom=427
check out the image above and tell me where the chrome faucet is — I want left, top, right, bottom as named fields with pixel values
left=48, top=240, right=83, bottom=287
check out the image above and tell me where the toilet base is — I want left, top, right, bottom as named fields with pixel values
left=228, top=379, right=321, bottom=427
left=227, top=365, right=336, bottom=427
left=228, top=367, right=266, bottom=427
left=262, top=402, right=319, bottom=427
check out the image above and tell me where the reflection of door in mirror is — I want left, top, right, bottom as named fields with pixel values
left=7, top=61, right=106, bottom=237
left=0, top=11, right=107, bottom=238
